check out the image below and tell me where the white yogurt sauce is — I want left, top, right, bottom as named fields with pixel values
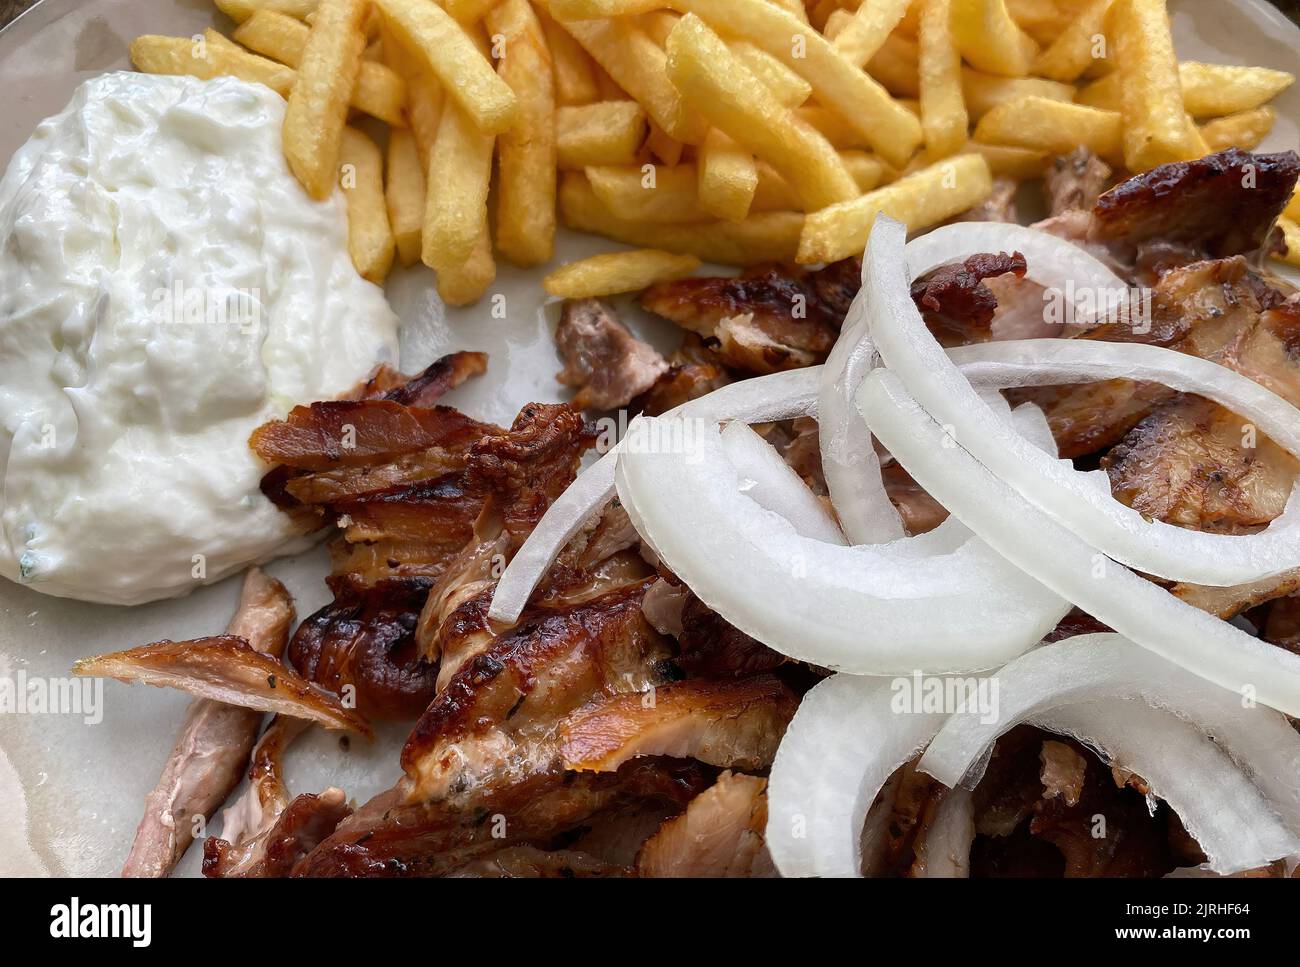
left=0, top=72, right=399, bottom=605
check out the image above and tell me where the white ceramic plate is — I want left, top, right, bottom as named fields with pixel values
left=1, top=0, right=1299, bottom=877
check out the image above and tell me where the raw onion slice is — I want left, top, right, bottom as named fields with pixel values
left=858, top=368, right=1300, bottom=716
left=911, top=788, right=974, bottom=878
left=918, top=633, right=1300, bottom=832
left=766, top=674, right=946, bottom=878
left=866, top=214, right=1300, bottom=587
left=614, top=414, right=1069, bottom=674
left=488, top=367, right=821, bottom=623
left=718, top=422, right=845, bottom=545
left=1030, top=701, right=1300, bottom=874
left=817, top=221, right=1125, bottom=545
left=952, top=340, right=1300, bottom=455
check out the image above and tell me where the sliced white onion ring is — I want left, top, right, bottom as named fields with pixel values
left=766, top=674, right=946, bottom=878
left=1030, top=700, right=1300, bottom=874
left=867, top=214, right=1300, bottom=587
left=718, top=422, right=845, bottom=545
left=911, top=788, right=974, bottom=878
left=918, top=633, right=1300, bottom=833
left=488, top=368, right=822, bottom=623
left=858, top=368, right=1300, bottom=717
left=818, top=222, right=1126, bottom=546
left=615, top=414, right=1069, bottom=674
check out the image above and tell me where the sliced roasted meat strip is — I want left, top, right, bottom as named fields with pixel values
left=910, top=251, right=1028, bottom=346
left=446, top=846, right=628, bottom=877
left=557, top=675, right=797, bottom=773
left=289, top=576, right=437, bottom=720
left=639, top=259, right=859, bottom=374
left=1092, top=148, right=1300, bottom=258
left=291, top=758, right=712, bottom=877
left=205, top=788, right=351, bottom=878
left=76, top=635, right=371, bottom=735
left=636, top=770, right=775, bottom=877
left=633, top=333, right=732, bottom=416
left=555, top=299, right=669, bottom=411
left=953, top=176, right=1018, bottom=224
left=344, top=351, right=488, bottom=405
left=119, top=568, right=294, bottom=878
left=675, top=595, right=786, bottom=678
left=1262, top=594, right=1300, bottom=657
left=1045, top=148, right=1112, bottom=216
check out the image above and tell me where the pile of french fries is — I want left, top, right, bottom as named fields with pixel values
left=127, top=0, right=1300, bottom=306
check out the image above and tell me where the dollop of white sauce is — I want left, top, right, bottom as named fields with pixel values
left=0, top=72, right=399, bottom=605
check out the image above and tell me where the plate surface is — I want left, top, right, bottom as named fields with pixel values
left=1, top=0, right=1299, bottom=877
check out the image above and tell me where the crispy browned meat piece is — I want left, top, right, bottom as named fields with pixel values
left=911, top=252, right=1028, bottom=346
left=1104, top=395, right=1300, bottom=532
left=1172, top=569, right=1300, bottom=619
left=205, top=788, right=352, bottom=878
left=558, top=675, right=797, bottom=772
left=288, top=576, right=437, bottom=720
left=251, top=400, right=491, bottom=472
left=1043, top=609, right=1112, bottom=642
left=675, top=595, right=786, bottom=678
left=953, top=176, right=1019, bottom=224
left=1092, top=148, right=1300, bottom=257
left=446, top=846, right=629, bottom=877
left=881, top=460, right=949, bottom=534
left=1017, top=257, right=1287, bottom=458
left=968, top=727, right=1179, bottom=878
left=636, top=771, right=775, bottom=877
left=119, top=569, right=294, bottom=878
left=1262, top=594, right=1300, bottom=657
left=1039, top=740, right=1087, bottom=807
left=380, top=352, right=488, bottom=407
left=76, top=635, right=371, bottom=735
left=291, top=758, right=712, bottom=877
left=639, top=259, right=858, bottom=374
left=555, top=299, right=668, bottom=411
left=634, top=333, right=733, bottom=415
left=1045, top=148, right=1112, bottom=216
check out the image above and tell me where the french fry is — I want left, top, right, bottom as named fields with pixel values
left=423, top=97, right=495, bottom=270
left=375, top=0, right=517, bottom=134
left=542, top=250, right=702, bottom=298
left=644, top=122, right=686, bottom=165
left=667, top=0, right=922, bottom=168
left=549, top=0, right=665, bottom=15
left=639, top=10, right=681, bottom=46
left=1005, top=0, right=1079, bottom=44
left=867, top=31, right=921, bottom=98
left=697, top=130, right=759, bottom=221
left=974, top=95, right=1122, bottom=161
left=233, top=10, right=406, bottom=124
left=918, top=0, right=968, bottom=159
left=753, top=151, right=886, bottom=210
left=338, top=127, right=395, bottom=284
left=1199, top=106, right=1276, bottom=153
left=560, top=172, right=803, bottom=264
left=535, top=3, right=601, bottom=105
left=385, top=127, right=425, bottom=265
left=950, top=0, right=1039, bottom=77
left=557, top=101, right=649, bottom=168
left=378, top=18, right=443, bottom=162
left=1179, top=63, right=1295, bottom=118
left=795, top=106, right=871, bottom=150
left=1032, top=0, right=1113, bottom=82
left=730, top=42, right=812, bottom=108
left=797, top=153, right=993, bottom=264
left=961, top=68, right=1074, bottom=120
left=1078, top=61, right=1296, bottom=117
left=664, top=14, right=858, bottom=211
left=129, top=34, right=296, bottom=96
left=551, top=10, right=708, bottom=144
left=1276, top=217, right=1300, bottom=269
left=586, top=164, right=704, bottom=223
left=1107, top=0, right=1201, bottom=171
left=282, top=0, right=367, bottom=200
left=487, top=0, right=557, bottom=267
left=437, top=225, right=497, bottom=305
left=214, top=0, right=319, bottom=23
left=831, top=0, right=910, bottom=68
left=442, top=0, right=504, bottom=22
left=961, top=140, right=1049, bottom=178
